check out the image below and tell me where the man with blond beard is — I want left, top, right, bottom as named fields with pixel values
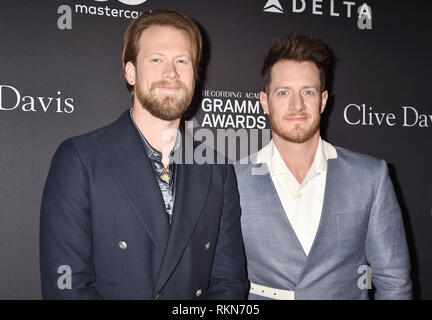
left=40, top=10, right=247, bottom=300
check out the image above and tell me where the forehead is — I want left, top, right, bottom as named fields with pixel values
left=270, top=60, right=320, bottom=88
left=137, top=25, right=192, bottom=56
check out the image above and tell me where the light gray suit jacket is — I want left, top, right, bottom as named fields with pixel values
left=234, top=146, right=412, bottom=299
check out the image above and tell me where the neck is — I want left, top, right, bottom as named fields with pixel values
left=131, top=105, right=180, bottom=168
left=273, top=132, right=320, bottom=184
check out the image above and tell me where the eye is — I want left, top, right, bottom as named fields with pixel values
left=151, top=58, right=162, bottom=63
left=304, top=89, right=314, bottom=96
left=176, top=59, right=188, bottom=64
left=278, top=90, right=288, bottom=96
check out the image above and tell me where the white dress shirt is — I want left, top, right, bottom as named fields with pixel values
left=256, top=137, right=338, bottom=255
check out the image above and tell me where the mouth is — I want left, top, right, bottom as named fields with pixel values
left=285, top=115, right=308, bottom=122
left=156, top=86, right=181, bottom=91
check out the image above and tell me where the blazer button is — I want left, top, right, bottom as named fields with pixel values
left=205, top=242, right=210, bottom=250
left=118, top=241, right=127, bottom=250
left=195, top=289, right=202, bottom=297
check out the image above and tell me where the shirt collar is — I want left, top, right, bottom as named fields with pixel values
left=321, top=138, right=338, bottom=160
left=256, top=137, right=338, bottom=176
left=129, top=107, right=181, bottom=161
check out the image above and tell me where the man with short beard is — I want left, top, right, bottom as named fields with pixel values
left=40, top=10, right=248, bottom=300
left=235, top=34, right=412, bottom=300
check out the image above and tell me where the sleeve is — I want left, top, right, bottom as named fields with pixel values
left=40, top=140, right=103, bottom=299
left=365, top=160, right=412, bottom=299
left=206, top=164, right=249, bottom=300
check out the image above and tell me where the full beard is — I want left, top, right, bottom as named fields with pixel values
left=136, top=79, right=193, bottom=121
left=270, top=113, right=321, bottom=144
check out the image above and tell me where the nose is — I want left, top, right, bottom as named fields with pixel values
left=289, top=92, right=305, bottom=112
left=163, top=61, right=179, bottom=80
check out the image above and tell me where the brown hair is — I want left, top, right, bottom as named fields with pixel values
left=122, top=9, right=203, bottom=93
left=261, top=33, right=332, bottom=93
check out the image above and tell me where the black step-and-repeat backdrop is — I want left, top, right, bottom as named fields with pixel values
left=0, top=0, right=431, bottom=299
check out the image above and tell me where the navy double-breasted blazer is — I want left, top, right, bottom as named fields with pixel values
left=40, top=110, right=248, bottom=299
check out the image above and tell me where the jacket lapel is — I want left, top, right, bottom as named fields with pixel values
left=153, top=141, right=213, bottom=294
left=258, top=162, right=308, bottom=258
left=298, top=157, right=344, bottom=278
left=96, top=111, right=170, bottom=252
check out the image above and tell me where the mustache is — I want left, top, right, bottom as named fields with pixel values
left=284, top=113, right=308, bottom=118
left=151, top=80, right=187, bottom=90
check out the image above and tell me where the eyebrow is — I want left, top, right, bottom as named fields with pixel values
left=147, top=52, right=191, bottom=59
left=273, top=85, right=319, bottom=91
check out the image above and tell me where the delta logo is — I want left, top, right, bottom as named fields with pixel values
left=263, top=0, right=284, bottom=13
left=262, top=0, right=373, bottom=30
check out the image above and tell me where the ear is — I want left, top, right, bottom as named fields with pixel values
left=320, top=90, right=328, bottom=114
left=124, top=61, right=136, bottom=86
left=260, top=91, right=269, bottom=115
